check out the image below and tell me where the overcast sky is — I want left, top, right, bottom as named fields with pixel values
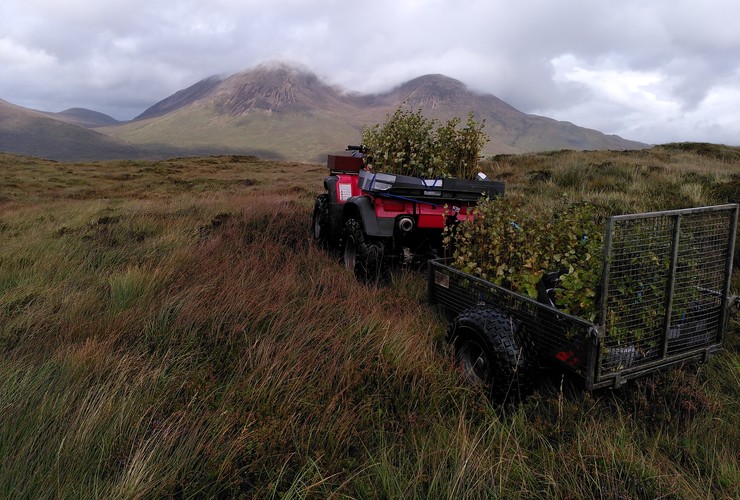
left=2, top=0, right=739, bottom=145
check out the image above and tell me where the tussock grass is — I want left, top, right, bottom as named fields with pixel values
left=485, top=146, right=739, bottom=214
left=0, top=148, right=737, bottom=497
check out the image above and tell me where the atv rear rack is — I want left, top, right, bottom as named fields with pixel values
left=357, top=170, right=504, bottom=203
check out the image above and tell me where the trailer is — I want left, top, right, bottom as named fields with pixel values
left=429, top=204, right=739, bottom=402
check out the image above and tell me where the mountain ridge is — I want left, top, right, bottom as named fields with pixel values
left=135, top=75, right=224, bottom=121
left=2, top=63, right=648, bottom=162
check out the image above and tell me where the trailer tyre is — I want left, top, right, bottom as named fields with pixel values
left=449, top=308, right=535, bottom=403
left=343, top=218, right=387, bottom=284
left=312, top=194, right=330, bottom=249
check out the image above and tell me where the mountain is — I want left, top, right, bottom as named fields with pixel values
left=365, top=74, right=646, bottom=153
left=0, top=99, right=143, bottom=161
left=105, top=63, right=645, bottom=161
left=102, top=63, right=365, bottom=161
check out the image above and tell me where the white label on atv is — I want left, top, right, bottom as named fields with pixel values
left=339, top=183, right=352, bottom=201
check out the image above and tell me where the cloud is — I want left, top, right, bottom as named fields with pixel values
left=0, top=37, right=56, bottom=67
left=537, top=54, right=740, bottom=145
left=0, top=0, right=738, bottom=144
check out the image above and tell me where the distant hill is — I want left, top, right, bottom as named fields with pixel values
left=2, top=62, right=648, bottom=162
left=0, top=99, right=142, bottom=161
left=46, top=108, right=122, bottom=128
left=105, top=63, right=646, bottom=162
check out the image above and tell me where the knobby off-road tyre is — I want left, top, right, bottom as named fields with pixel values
left=343, top=218, right=388, bottom=284
left=449, top=308, right=535, bottom=404
left=312, top=194, right=330, bottom=249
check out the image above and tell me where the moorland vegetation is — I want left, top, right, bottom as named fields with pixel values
left=0, top=144, right=738, bottom=497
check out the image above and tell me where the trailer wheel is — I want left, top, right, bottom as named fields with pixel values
left=343, top=218, right=387, bottom=284
left=449, top=308, right=535, bottom=403
left=312, top=194, right=330, bottom=248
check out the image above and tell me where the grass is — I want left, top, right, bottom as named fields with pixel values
left=0, top=146, right=738, bottom=498
left=484, top=146, right=739, bottom=214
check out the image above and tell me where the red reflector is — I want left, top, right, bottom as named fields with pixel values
left=555, top=350, right=581, bottom=367
left=380, top=201, right=406, bottom=212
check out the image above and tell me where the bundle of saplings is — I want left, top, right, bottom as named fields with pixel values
left=445, top=196, right=605, bottom=321
left=360, top=107, right=488, bottom=179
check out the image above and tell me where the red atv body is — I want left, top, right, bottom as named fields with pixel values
left=312, top=149, right=504, bottom=280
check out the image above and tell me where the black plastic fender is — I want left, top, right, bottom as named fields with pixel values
left=323, top=175, right=339, bottom=203
left=343, top=196, right=395, bottom=238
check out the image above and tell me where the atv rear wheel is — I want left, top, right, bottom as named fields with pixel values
left=449, top=308, right=535, bottom=403
left=343, top=218, right=387, bottom=284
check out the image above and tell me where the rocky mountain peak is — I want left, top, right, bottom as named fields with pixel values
left=212, top=62, right=338, bottom=115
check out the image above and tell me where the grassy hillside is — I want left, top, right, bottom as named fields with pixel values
left=0, top=146, right=738, bottom=498
left=0, top=100, right=143, bottom=161
left=105, top=106, right=362, bottom=163
left=485, top=143, right=740, bottom=212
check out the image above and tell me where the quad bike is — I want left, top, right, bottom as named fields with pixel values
left=311, top=145, right=503, bottom=281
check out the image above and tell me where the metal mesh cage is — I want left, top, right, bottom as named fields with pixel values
left=598, top=205, right=738, bottom=378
